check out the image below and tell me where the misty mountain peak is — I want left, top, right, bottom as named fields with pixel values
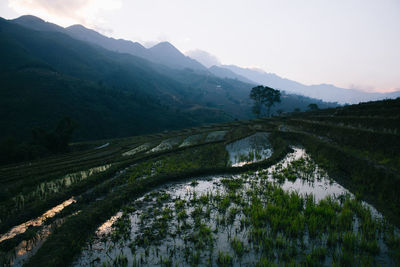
left=66, top=24, right=102, bottom=37
left=14, top=15, right=45, bottom=23
left=149, top=42, right=179, bottom=53
left=67, top=24, right=87, bottom=30
left=185, top=49, right=221, bottom=68
left=149, top=41, right=207, bottom=70
left=13, top=15, right=64, bottom=32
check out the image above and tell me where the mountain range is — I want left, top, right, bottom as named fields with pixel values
left=188, top=51, right=400, bottom=104
left=13, top=15, right=399, bottom=105
left=0, top=14, right=373, bottom=144
left=12, top=15, right=207, bottom=72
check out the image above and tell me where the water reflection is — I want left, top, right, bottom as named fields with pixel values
left=74, top=148, right=395, bottom=266
left=0, top=197, right=76, bottom=243
left=122, top=143, right=151, bottom=156
left=12, top=164, right=111, bottom=212
left=179, top=134, right=204, bottom=148
left=205, top=130, right=227, bottom=142
left=226, top=132, right=272, bottom=167
left=148, top=137, right=183, bottom=153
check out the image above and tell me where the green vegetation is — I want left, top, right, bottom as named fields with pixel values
left=0, top=97, right=398, bottom=266
left=0, top=17, right=237, bottom=148
left=0, top=16, right=339, bottom=159
left=127, top=143, right=228, bottom=183
left=72, top=154, right=399, bottom=266
left=4, top=124, right=285, bottom=266
left=278, top=99, right=400, bottom=226
left=308, top=103, right=319, bottom=111
left=250, top=85, right=281, bottom=117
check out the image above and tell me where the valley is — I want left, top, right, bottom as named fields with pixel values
left=0, top=8, right=399, bottom=267
left=1, top=98, right=399, bottom=266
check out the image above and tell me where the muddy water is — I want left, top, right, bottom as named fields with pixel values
left=226, top=132, right=273, bottom=167
left=74, top=147, right=398, bottom=266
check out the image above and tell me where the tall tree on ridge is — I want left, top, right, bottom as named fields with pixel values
left=250, top=85, right=281, bottom=117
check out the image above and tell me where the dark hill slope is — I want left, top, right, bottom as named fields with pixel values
left=1, top=15, right=339, bottom=146
left=66, top=24, right=151, bottom=60
left=7, top=15, right=339, bottom=117
left=13, top=15, right=206, bottom=71
left=0, top=18, right=230, bottom=141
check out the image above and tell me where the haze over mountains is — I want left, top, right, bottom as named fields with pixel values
left=188, top=50, right=400, bottom=105
left=12, top=15, right=207, bottom=72
left=12, top=15, right=399, bottom=105
left=1, top=14, right=398, bottom=144
left=1, top=15, right=340, bottom=143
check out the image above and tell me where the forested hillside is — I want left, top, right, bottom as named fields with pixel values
left=0, top=16, right=337, bottom=146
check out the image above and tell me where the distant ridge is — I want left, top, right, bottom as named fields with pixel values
left=11, top=15, right=207, bottom=71
left=0, top=15, right=340, bottom=144
left=13, top=15, right=64, bottom=32
left=208, top=65, right=255, bottom=84
left=12, top=15, right=400, bottom=105
left=66, top=24, right=151, bottom=60
left=222, top=65, right=400, bottom=104
left=148, top=41, right=207, bottom=71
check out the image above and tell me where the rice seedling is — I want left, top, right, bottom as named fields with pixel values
left=216, top=251, right=233, bottom=267
left=230, top=236, right=244, bottom=257
left=61, top=145, right=399, bottom=267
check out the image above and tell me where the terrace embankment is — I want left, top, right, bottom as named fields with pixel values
left=1, top=98, right=399, bottom=266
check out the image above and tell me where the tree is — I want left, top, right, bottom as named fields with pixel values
left=250, top=85, right=281, bottom=117
left=308, top=103, right=319, bottom=111
left=251, top=102, right=262, bottom=117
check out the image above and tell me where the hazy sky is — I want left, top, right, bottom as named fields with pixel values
left=1, top=0, right=399, bottom=92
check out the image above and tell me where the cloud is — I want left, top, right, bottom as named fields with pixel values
left=8, top=0, right=121, bottom=27
left=348, top=84, right=400, bottom=93
left=185, top=49, right=220, bottom=68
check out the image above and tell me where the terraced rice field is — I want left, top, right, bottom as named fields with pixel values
left=1, top=98, right=399, bottom=266
left=74, top=148, right=399, bottom=266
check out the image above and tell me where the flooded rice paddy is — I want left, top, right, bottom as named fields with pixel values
left=11, top=164, right=112, bottom=213
left=226, top=132, right=273, bottom=167
left=74, top=148, right=400, bottom=266
left=95, top=143, right=110, bottom=150
left=179, top=134, right=204, bottom=148
left=148, top=138, right=184, bottom=153
left=5, top=211, right=79, bottom=267
left=123, top=130, right=229, bottom=158
left=122, top=144, right=152, bottom=157
left=1, top=198, right=78, bottom=266
left=1, top=163, right=125, bottom=266
left=0, top=197, right=76, bottom=243
left=205, top=131, right=227, bottom=142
